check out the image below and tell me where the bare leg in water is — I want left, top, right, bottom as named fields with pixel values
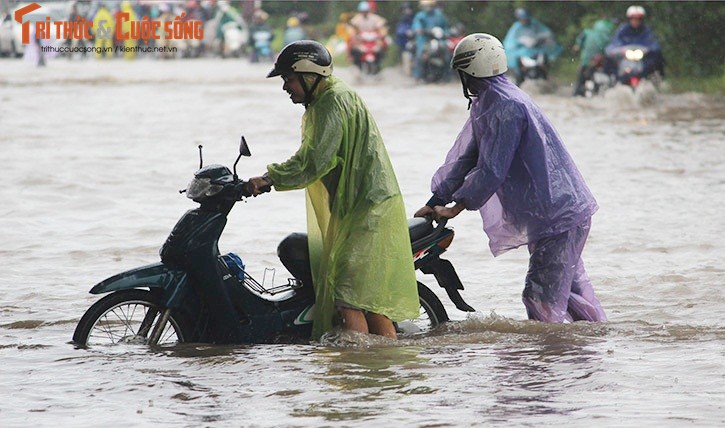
left=338, top=307, right=397, bottom=339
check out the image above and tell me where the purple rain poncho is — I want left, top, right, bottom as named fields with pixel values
left=431, top=74, right=598, bottom=257
left=430, top=74, right=606, bottom=322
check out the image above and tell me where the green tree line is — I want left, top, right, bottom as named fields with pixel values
left=262, top=1, right=723, bottom=80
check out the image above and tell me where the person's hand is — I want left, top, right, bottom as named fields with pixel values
left=247, top=175, right=272, bottom=196
left=414, top=205, right=434, bottom=218
left=433, top=203, right=464, bottom=220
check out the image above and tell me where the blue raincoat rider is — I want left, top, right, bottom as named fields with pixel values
left=605, top=5, right=665, bottom=80
left=416, top=33, right=607, bottom=323
left=411, top=0, right=449, bottom=81
left=503, top=8, right=562, bottom=85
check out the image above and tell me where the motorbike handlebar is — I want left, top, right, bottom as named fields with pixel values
left=425, top=214, right=448, bottom=233
left=223, top=181, right=253, bottom=200
left=257, top=182, right=272, bottom=194
left=433, top=216, right=447, bottom=229
left=229, top=178, right=271, bottom=200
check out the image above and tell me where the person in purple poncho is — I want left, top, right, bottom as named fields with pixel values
left=415, top=33, right=607, bottom=323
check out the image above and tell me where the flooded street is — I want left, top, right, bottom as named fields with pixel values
left=1, top=57, right=723, bottom=426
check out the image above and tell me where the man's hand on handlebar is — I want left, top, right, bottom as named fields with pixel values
left=434, top=203, right=464, bottom=220
left=414, top=202, right=465, bottom=221
left=414, top=205, right=434, bottom=218
left=247, top=175, right=273, bottom=196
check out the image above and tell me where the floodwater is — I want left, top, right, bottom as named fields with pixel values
left=1, top=57, right=723, bottom=427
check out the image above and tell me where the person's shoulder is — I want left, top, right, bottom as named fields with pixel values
left=643, top=24, right=657, bottom=34
left=321, top=77, right=358, bottom=102
left=490, top=83, right=530, bottom=111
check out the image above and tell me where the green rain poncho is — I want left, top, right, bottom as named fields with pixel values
left=576, top=19, right=615, bottom=66
left=267, top=75, right=419, bottom=339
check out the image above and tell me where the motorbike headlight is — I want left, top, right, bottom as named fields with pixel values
left=185, top=177, right=223, bottom=202
left=625, top=49, right=644, bottom=61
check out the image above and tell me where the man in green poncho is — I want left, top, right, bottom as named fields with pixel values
left=248, top=40, right=419, bottom=340
left=572, top=18, right=616, bottom=96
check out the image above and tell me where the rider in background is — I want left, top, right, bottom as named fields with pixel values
left=247, top=8, right=273, bottom=62
left=348, top=1, right=389, bottom=71
left=326, top=12, right=353, bottom=56
left=92, top=2, right=115, bottom=59
left=503, top=8, right=562, bottom=84
left=605, top=5, right=665, bottom=80
left=411, top=0, right=449, bottom=82
left=283, top=16, right=307, bottom=46
left=394, top=2, right=416, bottom=75
left=572, top=18, right=615, bottom=96
left=214, top=1, right=245, bottom=49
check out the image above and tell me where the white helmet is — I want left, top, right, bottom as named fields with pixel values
left=451, top=33, right=507, bottom=78
left=626, top=5, right=646, bottom=18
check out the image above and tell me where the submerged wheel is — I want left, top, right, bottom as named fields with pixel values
left=72, top=289, right=190, bottom=347
left=397, top=282, right=449, bottom=336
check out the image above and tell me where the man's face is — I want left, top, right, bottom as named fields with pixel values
left=629, top=17, right=643, bottom=29
left=282, top=73, right=305, bottom=104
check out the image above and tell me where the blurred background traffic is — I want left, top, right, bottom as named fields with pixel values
left=0, top=1, right=722, bottom=94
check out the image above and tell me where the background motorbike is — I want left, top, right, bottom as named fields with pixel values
left=351, top=30, right=385, bottom=77
left=249, top=29, right=273, bottom=63
left=72, top=139, right=474, bottom=348
left=218, top=21, right=247, bottom=58
left=420, top=27, right=450, bottom=83
left=580, top=53, right=613, bottom=97
left=514, top=35, right=551, bottom=85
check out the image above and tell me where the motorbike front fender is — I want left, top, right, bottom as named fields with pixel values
left=420, top=257, right=476, bottom=313
left=89, top=262, right=188, bottom=299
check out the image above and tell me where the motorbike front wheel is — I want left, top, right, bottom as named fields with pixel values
left=361, top=60, right=378, bottom=76
left=72, top=289, right=191, bottom=347
left=397, top=282, right=449, bottom=336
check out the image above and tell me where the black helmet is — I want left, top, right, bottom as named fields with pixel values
left=267, top=40, right=333, bottom=78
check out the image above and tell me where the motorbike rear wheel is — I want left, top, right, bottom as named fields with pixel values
left=397, top=282, right=449, bottom=336
left=72, top=289, right=191, bottom=347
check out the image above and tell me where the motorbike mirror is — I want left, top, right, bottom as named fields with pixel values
left=239, top=136, right=251, bottom=157
left=233, top=136, right=251, bottom=181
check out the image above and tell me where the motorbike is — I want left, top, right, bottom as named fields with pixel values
left=72, top=138, right=474, bottom=348
left=249, top=28, right=274, bottom=63
left=351, top=30, right=385, bottom=77
left=514, top=35, right=552, bottom=85
left=218, top=21, right=247, bottom=58
left=580, top=53, right=613, bottom=98
left=420, top=27, right=450, bottom=83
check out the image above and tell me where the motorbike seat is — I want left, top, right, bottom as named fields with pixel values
left=408, top=217, right=434, bottom=242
